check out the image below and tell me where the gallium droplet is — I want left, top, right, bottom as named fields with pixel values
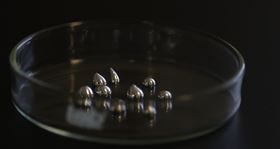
left=158, top=90, right=172, bottom=100
left=79, top=86, right=94, bottom=98
left=142, top=77, right=156, bottom=88
left=110, top=67, right=120, bottom=85
left=93, top=73, right=107, bottom=86
left=95, top=85, right=112, bottom=97
left=126, top=84, right=144, bottom=99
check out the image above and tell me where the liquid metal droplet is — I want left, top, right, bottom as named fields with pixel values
left=142, top=77, right=156, bottom=88
left=79, top=86, right=94, bottom=98
left=110, top=68, right=120, bottom=85
left=158, top=90, right=172, bottom=100
left=127, top=84, right=144, bottom=99
left=93, top=73, right=107, bottom=86
left=95, top=85, right=112, bottom=98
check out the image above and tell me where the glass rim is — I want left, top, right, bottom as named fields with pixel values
left=10, top=20, right=245, bottom=97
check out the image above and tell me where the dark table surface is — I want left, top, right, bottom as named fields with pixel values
left=2, top=1, right=280, bottom=148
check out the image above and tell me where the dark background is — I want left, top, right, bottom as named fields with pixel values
left=2, top=1, right=279, bottom=148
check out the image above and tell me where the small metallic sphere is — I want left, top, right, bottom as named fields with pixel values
left=142, top=77, right=156, bottom=88
left=110, top=67, right=120, bottom=85
left=158, top=90, right=172, bottom=100
left=95, top=85, right=112, bottom=97
left=93, top=73, right=107, bottom=86
left=126, top=84, right=144, bottom=99
left=79, top=86, right=94, bottom=98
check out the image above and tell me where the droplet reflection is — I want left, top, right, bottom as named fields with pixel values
left=158, top=90, right=172, bottom=100
left=110, top=99, right=127, bottom=122
left=79, top=86, right=94, bottom=98
left=144, top=100, right=157, bottom=127
left=142, top=77, right=156, bottom=89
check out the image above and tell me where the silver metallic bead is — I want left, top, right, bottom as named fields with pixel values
left=142, top=77, right=156, bottom=88
left=95, top=85, right=112, bottom=97
left=93, top=73, right=107, bottom=86
left=110, top=67, right=120, bottom=85
left=79, top=86, right=94, bottom=98
left=74, top=86, right=93, bottom=108
left=158, top=90, right=172, bottom=100
left=126, top=84, right=144, bottom=99
left=110, top=99, right=127, bottom=121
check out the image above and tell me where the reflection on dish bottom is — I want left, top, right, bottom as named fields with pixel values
left=12, top=58, right=241, bottom=144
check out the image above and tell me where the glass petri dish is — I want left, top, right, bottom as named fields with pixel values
left=10, top=21, right=245, bottom=145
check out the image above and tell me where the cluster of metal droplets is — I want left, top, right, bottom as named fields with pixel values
left=75, top=86, right=94, bottom=108
left=74, top=68, right=173, bottom=127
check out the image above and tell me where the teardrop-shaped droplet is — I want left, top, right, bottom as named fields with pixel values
left=126, top=84, right=144, bottom=99
left=158, top=90, right=172, bottom=100
left=110, top=67, right=120, bottom=85
left=79, top=86, right=94, bottom=98
left=95, top=85, right=112, bottom=97
left=75, top=86, right=93, bottom=107
left=93, top=73, right=107, bottom=86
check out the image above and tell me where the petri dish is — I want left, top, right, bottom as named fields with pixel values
left=10, top=21, right=245, bottom=145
